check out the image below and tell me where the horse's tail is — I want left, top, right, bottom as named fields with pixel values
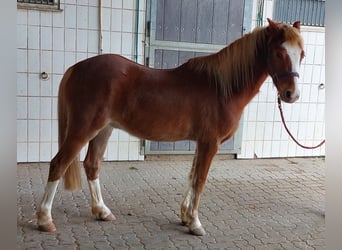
left=58, top=68, right=82, bottom=191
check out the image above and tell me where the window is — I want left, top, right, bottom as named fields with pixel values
left=17, top=0, right=61, bottom=11
left=274, top=0, right=325, bottom=27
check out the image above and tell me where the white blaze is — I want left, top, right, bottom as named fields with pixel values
left=282, top=41, right=301, bottom=100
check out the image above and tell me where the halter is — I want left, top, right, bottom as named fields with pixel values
left=271, top=71, right=299, bottom=84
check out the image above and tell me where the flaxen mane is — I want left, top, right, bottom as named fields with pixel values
left=184, top=23, right=303, bottom=98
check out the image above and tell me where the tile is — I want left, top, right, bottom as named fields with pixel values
left=28, top=142, right=40, bottom=162
left=301, top=84, right=311, bottom=103
left=272, top=122, right=282, bottom=141
left=102, top=8, right=111, bottom=31
left=265, top=103, right=275, bottom=121
left=111, top=9, right=122, bottom=32
left=17, top=49, right=27, bottom=73
left=17, top=10, right=27, bottom=25
left=313, top=45, right=324, bottom=65
left=128, top=142, right=140, bottom=160
left=28, top=11, right=40, bottom=26
left=303, top=64, right=313, bottom=84
left=52, top=11, right=64, bottom=27
left=41, top=26, right=53, bottom=50
left=52, top=51, right=65, bottom=74
left=53, top=27, right=65, bottom=51
left=295, top=122, right=307, bottom=141
left=279, top=141, right=289, bottom=157
left=88, top=6, right=98, bottom=30
left=78, top=0, right=88, bottom=6
left=314, top=122, right=325, bottom=139
left=17, top=143, right=28, bottom=162
left=17, top=25, right=27, bottom=49
left=28, top=119, right=40, bottom=141
left=17, top=73, right=27, bottom=96
left=101, top=31, right=111, bottom=53
left=28, top=97, right=40, bottom=119
left=316, top=104, right=325, bottom=122
left=255, top=122, right=265, bottom=141
left=262, top=141, right=271, bottom=158
left=40, top=120, right=52, bottom=141
left=41, top=49, right=52, bottom=73
left=307, top=103, right=317, bottom=122
left=245, top=122, right=256, bottom=141
left=52, top=119, right=58, bottom=142
left=107, top=142, right=118, bottom=160
left=65, top=28, right=76, bottom=51
left=28, top=73, right=40, bottom=96
left=77, top=6, right=88, bottom=29
left=76, top=29, right=88, bottom=52
left=51, top=142, right=58, bottom=157
left=17, top=120, right=28, bottom=142
left=52, top=74, right=62, bottom=96
left=122, top=33, right=133, bottom=55
left=76, top=52, right=87, bottom=62
left=65, top=52, right=76, bottom=69
left=40, top=11, right=52, bottom=27
left=271, top=140, right=280, bottom=157
left=52, top=97, right=58, bottom=119
left=256, top=102, right=266, bottom=121
left=122, top=10, right=133, bottom=32
left=40, top=142, right=52, bottom=162
left=65, top=5, right=77, bottom=28
left=87, top=30, right=99, bottom=53
left=17, top=97, right=27, bottom=119
left=311, top=65, right=321, bottom=84
left=316, top=32, right=325, bottom=45
left=247, top=102, right=257, bottom=121
left=123, top=0, right=134, bottom=9
left=299, top=103, right=309, bottom=121
left=118, top=142, right=129, bottom=160
left=118, top=130, right=130, bottom=141
left=303, top=45, right=315, bottom=64
left=112, top=0, right=122, bottom=9
left=40, top=78, right=52, bottom=97
left=40, top=97, right=52, bottom=119
left=100, top=0, right=111, bottom=8
left=263, top=122, right=273, bottom=141
left=110, top=32, right=122, bottom=53
left=88, top=0, right=99, bottom=7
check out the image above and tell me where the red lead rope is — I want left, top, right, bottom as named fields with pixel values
left=277, top=96, right=325, bottom=149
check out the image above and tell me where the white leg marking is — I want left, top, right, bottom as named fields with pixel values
left=88, top=178, right=112, bottom=219
left=38, top=180, right=59, bottom=225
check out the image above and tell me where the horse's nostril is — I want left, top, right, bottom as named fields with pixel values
left=286, top=90, right=292, bottom=99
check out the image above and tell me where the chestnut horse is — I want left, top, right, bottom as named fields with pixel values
left=37, top=19, right=304, bottom=236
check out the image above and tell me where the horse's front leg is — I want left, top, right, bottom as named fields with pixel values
left=84, top=126, right=116, bottom=221
left=181, top=141, right=218, bottom=236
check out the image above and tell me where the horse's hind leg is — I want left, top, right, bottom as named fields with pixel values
left=181, top=141, right=218, bottom=236
left=37, top=127, right=99, bottom=232
left=84, top=125, right=115, bottom=221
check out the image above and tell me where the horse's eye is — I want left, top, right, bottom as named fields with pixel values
left=276, top=52, right=283, bottom=59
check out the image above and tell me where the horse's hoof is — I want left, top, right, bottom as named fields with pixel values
left=102, top=213, right=116, bottom=221
left=38, top=222, right=56, bottom=232
left=189, top=226, right=206, bottom=236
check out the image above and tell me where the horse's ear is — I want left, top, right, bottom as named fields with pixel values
left=293, top=21, right=301, bottom=31
left=267, top=18, right=279, bottom=32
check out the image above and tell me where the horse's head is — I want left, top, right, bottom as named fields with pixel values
left=266, top=18, right=305, bottom=103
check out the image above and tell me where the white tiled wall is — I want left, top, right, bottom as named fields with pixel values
left=238, top=0, right=325, bottom=158
left=17, top=0, right=146, bottom=162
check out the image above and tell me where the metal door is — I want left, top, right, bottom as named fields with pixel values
left=144, top=0, right=252, bottom=155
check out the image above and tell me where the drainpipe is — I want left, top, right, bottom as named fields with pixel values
left=98, top=0, right=103, bottom=54
left=257, top=0, right=264, bottom=27
left=134, top=0, right=140, bottom=62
